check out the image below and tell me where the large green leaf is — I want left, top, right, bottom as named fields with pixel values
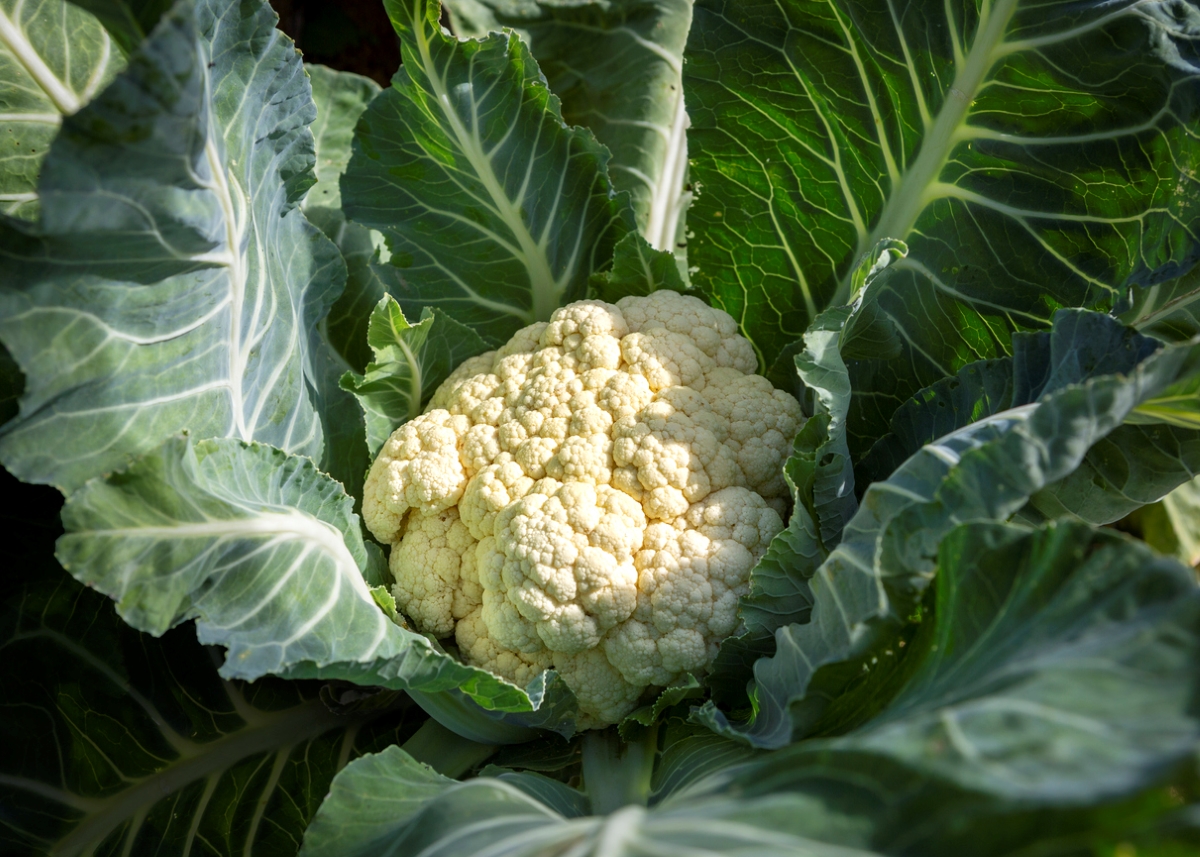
left=700, top=311, right=1200, bottom=747
left=0, top=468, right=419, bottom=857
left=853, top=312, right=1200, bottom=526
left=341, top=295, right=491, bottom=457
left=341, top=0, right=633, bottom=344
left=1123, top=264, right=1200, bottom=345
left=0, top=0, right=347, bottom=493
left=684, top=0, right=1200, bottom=383
left=302, top=64, right=387, bottom=501
left=684, top=522, right=1200, bottom=855
left=444, top=0, right=693, bottom=252
left=0, top=0, right=122, bottom=219
left=56, top=436, right=553, bottom=714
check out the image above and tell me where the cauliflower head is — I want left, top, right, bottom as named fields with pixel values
left=362, top=291, right=804, bottom=726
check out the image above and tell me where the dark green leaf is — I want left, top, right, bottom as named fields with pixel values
left=684, top=0, right=1200, bottom=402
left=303, top=63, right=385, bottom=374
left=589, top=232, right=685, bottom=303
left=0, top=472, right=419, bottom=857
left=341, top=0, right=633, bottom=344
left=700, top=311, right=1200, bottom=747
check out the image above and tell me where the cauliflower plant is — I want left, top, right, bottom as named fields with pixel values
left=363, top=291, right=804, bottom=726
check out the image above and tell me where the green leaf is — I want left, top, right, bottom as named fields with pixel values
left=0, top=478, right=418, bottom=857
left=56, top=436, right=546, bottom=713
left=303, top=63, right=385, bottom=373
left=685, top=522, right=1200, bottom=855
left=699, top=311, right=1200, bottom=747
left=341, top=0, right=633, bottom=344
left=0, top=0, right=347, bottom=493
left=302, top=64, right=387, bottom=502
left=64, top=0, right=170, bottom=54
left=341, top=296, right=492, bottom=457
left=589, top=231, right=686, bottom=303
left=684, top=0, right=1200, bottom=385
left=850, top=311, right=1200, bottom=527
left=444, top=0, right=693, bottom=251
left=0, top=0, right=123, bottom=219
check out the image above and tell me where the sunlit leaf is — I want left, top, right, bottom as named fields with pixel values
left=342, top=0, right=633, bottom=344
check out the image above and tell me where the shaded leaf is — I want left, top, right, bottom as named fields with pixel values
left=303, top=63, right=385, bottom=374
left=0, top=472, right=419, bottom=857
left=589, top=231, right=685, bottom=303
left=699, top=311, right=1200, bottom=747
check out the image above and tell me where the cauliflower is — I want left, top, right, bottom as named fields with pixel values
left=362, top=291, right=804, bottom=726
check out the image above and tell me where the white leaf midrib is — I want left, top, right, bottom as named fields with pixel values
left=413, top=14, right=565, bottom=323
left=0, top=5, right=81, bottom=115
left=845, top=0, right=1022, bottom=305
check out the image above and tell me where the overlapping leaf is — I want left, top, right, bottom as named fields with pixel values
left=342, top=296, right=490, bottom=457
left=686, top=522, right=1200, bottom=855
left=0, top=0, right=346, bottom=492
left=341, top=0, right=632, bottom=344
left=700, top=311, right=1200, bottom=747
left=444, top=0, right=693, bottom=251
left=707, top=304, right=859, bottom=704
left=684, top=0, right=1200, bottom=400
left=0, top=0, right=122, bottom=218
left=0, top=471, right=418, bottom=857
left=56, top=436, right=548, bottom=713
left=302, top=517, right=1200, bottom=856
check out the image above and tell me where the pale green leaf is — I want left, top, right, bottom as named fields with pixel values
left=56, top=436, right=545, bottom=713
left=341, top=0, right=633, bottom=344
left=64, top=0, right=169, bottom=54
left=0, top=497, right=415, bottom=857
left=0, top=0, right=347, bottom=493
left=0, top=0, right=122, bottom=218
